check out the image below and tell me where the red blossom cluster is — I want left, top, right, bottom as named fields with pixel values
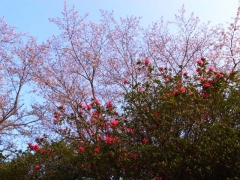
left=28, top=143, right=39, bottom=151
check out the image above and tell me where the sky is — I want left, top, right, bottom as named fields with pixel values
left=0, top=0, right=239, bottom=43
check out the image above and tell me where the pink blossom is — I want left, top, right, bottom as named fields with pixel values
left=173, top=89, right=179, bottom=95
left=106, top=101, right=113, bottom=109
left=53, top=118, right=58, bottom=124
left=200, top=56, right=205, bottom=59
left=177, top=81, right=182, bottom=87
left=183, top=71, right=188, bottom=75
left=35, top=165, right=41, bottom=170
left=216, top=73, right=223, bottom=78
left=110, top=119, right=119, bottom=127
left=106, top=135, right=117, bottom=144
left=199, top=77, right=204, bottom=83
left=180, top=87, right=185, bottom=93
left=139, top=87, right=143, bottom=91
left=40, top=149, right=46, bottom=154
left=106, top=136, right=113, bottom=144
left=196, top=59, right=203, bottom=64
left=83, top=104, right=92, bottom=109
left=77, top=146, right=85, bottom=152
left=87, top=104, right=92, bottom=109
left=92, top=111, right=100, bottom=118
left=208, top=67, right=214, bottom=71
left=123, top=79, right=128, bottom=84
left=144, top=58, right=150, bottom=65
left=196, top=67, right=200, bottom=72
left=142, top=138, right=149, bottom=143
left=203, top=83, right=211, bottom=88
left=95, top=147, right=100, bottom=153
left=28, top=143, right=39, bottom=151
left=98, top=136, right=104, bottom=141
left=202, top=93, right=207, bottom=98
left=126, top=128, right=134, bottom=133
left=93, top=99, right=100, bottom=104
left=159, top=66, right=163, bottom=71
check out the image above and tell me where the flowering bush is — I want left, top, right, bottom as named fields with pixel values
left=1, top=57, right=240, bottom=179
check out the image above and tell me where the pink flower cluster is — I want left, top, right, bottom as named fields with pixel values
left=106, top=135, right=117, bottom=144
left=173, top=87, right=185, bottom=95
left=28, top=143, right=39, bottom=151
left=83, top=104, right=92, bottom=110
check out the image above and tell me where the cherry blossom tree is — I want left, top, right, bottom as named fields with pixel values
left=0, top=18, right=43, bottom=154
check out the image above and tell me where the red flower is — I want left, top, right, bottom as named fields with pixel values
left=159, top=66, right=163, bottom=71
left=95, top=147, right=100, bottom=153
left=144, top=58, right=150, bottom=65
left=123, top=79, right=128, bottom=84
left=196, top=59, right=203, bottom=64
left=216, top=73, right=223, bottom=78
left=199, top=77, right=204, bottom=83
left=28, top=143, right=39, bottom=151
left=126, top=128, right=134, bottom=133
left=180, top=87, right=185, bottom=93
left=177, top=81, right=182, bottom=87
left=93, top=99, right=100, bottom=104
left=173, top=89, right=179, bottom=95
left=139, top=87, right=143, bottom=91
left=106, top=135, right=117, bottom=144
left=77, top=146, right=85, bottom=152
left=106, top=101, right=113, bottom=110
left=209, top=67, right=214, bottom=71
left=183, top=71, right=188, bottom=75
left=35, top=165, right=41, bottom=170
left=204, top=83, right=211, bottom=88
left=142, top=138, right=149, bottom=143
left=110, top=119, right=119, bottom=127
left=106, top=136, right=113, bottom=143
left=83, top=104, right=92, bottom=110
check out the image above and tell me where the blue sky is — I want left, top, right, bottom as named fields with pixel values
left=0, top=0, right=238, bottom=42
